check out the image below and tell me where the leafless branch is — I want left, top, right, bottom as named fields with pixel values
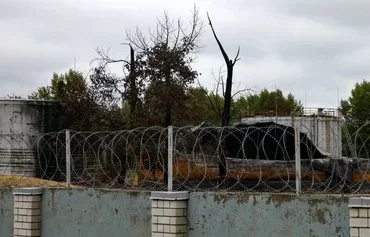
left=207, top=12, right=230, bottom=64
left=207, top=12, right=240, bottom=67
left=127, top=6, right=203, bottom=54
left=232, top=46, right=241, bottom=66
left=232, top=88, right=251, bottom=98
left=196, top=79, right=222, bottom=118
left=91, top=47, right=130, bottom=71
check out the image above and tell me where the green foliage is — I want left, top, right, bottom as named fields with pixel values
left=30, top=69, right=125, bottom=131
left=143, top=43, right=197, bottom=86
left=139, top=43, right=198, bottom=126
left=182, top=87, right=303, bottom=126
left=340, top=80, right=370, bottom=158
left=231, top=89, right=303, bottom=123
left=29, top=87, right=52, bottom=100
left=124, top=9, right=202, bottom=127
left=30, top=70, right=87, bottom=101
left=184, top=87, right=221, bottom=125
left=91, top=8, right=202, bottom=128
left=341, top=80, right=370, bottom=123
left=7, top=94, right=22, bottom=99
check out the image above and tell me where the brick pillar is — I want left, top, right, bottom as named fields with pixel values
left=13, top=187, right=43, bottom=237
left=349, top=197, right=370, bottom=237
left=151, top=191, right=189, bottom=237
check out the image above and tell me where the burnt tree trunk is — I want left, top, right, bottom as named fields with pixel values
left=222, top=62, right=234, bottom=127
left=208, top=13, right=240, bottom=181
left=129, top=45, right=137, bottom=115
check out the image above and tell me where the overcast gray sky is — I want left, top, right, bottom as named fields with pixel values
left=1, top=0, right=370, bottom=108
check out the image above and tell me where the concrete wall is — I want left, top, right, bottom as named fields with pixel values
left=188, top=192, right=349, bottom=237
left=41, top=188, right=151, bottom=237
left=0, top=189, right=13, bottom=237
left=0, top=188, right=351, bottom=237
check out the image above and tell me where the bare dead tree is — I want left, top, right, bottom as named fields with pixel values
left=207, top=12, right=240, bottom=181
left=197, top=67, right=251, bottom=124
left=94, top=47, right=130, bottom=71
left=91, top=43, right=143, bottom=126
left=126, top=5, right=203, bottom=54
left=207, top=13, right=240, bottom=127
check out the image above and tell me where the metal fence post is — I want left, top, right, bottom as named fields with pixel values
left=65, top=129, right=71, bottom=188
left=168, top=126, right=173, bottom=191
left=294, top=120, right=301, bottom=194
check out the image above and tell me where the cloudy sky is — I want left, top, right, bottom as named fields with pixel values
left=1, top=0, right=370, bottom=108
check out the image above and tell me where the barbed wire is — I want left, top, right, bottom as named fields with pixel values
left=0, top=133, right=34, bottom=176
left=1, top=121, right=370, bottom=193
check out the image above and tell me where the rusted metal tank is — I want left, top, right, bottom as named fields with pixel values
left=0, top=99, right=60, bottom=176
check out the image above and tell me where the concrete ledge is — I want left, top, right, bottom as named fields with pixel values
left=13, top=187, right=43, bottom=195
left=349, top=197, right=370, bottom=207
left=151, top=191, right=189, bottom=200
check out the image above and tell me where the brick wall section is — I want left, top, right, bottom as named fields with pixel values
left=349, top=197, right=370, bottom=237
left=13, top=187, right=43, bottom=237
left=151, top=191, right=189, bottom=237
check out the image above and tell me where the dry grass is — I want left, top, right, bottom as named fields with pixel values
left=0, top=176, right=74, bottom=189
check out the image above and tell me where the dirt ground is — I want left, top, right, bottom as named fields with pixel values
left=0, top=176, right=72, bottom=189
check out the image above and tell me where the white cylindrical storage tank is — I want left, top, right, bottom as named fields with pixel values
left=0, top=99, right=60, bottom=176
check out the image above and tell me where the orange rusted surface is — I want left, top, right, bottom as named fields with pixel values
left=353, top=172, right=370, bottom=183
left=225, top=171, right=326, bottom=182
left=137, top=158, right=328, bottom=182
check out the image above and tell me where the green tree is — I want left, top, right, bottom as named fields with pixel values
left=128, top=10, right=202, bottom=126
left=29, top=87, right=52, bottom=100
left=232, top=89, right=303, bottom=120
left=140, top=42, right=199, bottom=126
left=340, top=80, right=370, bottom=158
left=341, top=80, right=370, bottom=123
left=7, top=94, right=22, bottom=99
left=185, top=87, right=302, bottom=126
left=184, top=87, right=220, bottom=125
left=93, top=8, right=203, bottom=127
left=30, top=69, right=124, bottom=130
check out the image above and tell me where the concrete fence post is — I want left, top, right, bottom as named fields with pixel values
left=151, top=191, right=189, bottom=237
left=349, top=197, right=370, bottom=237
left=13, top=187, right=43, bottom=237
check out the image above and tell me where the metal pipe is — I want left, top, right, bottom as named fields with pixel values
left=66, top=129, right=71, bottom=188
left=294, top=121, right=301, bottom=195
